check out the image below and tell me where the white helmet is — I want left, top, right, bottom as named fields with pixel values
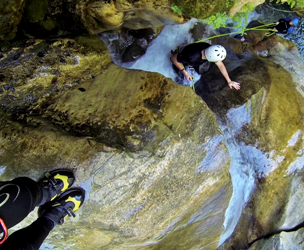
left=205, top=45, right=227, bottom=62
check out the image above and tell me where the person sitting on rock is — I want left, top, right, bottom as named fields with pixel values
left=0, top=169, right=85, bottom=250
left=273, top=18, right=299, bottom=34
left=170, top=42, right=241, bottom=90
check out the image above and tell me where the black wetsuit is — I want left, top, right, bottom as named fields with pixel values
left=177, top=42, right=211, bottom=67
left=172, top=42, right=211, bottom=76
left=0, top=178, right=54, bottom=250
left=275, top=18, right=293, bottom=34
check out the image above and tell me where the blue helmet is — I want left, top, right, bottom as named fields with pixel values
left=292, top=18, right=299, bottom=25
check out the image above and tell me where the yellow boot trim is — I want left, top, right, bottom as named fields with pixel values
left=54, top=174, right=70, bottom=192
left=65, top=196, right=82, bottom=212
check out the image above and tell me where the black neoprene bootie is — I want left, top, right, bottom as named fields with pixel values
left=38, top=188, right=85, bottom=226
left=37, top=169, right=75, bottom=205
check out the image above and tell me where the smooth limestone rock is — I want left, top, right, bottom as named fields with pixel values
left=249, top=228, right=304, bottom=250
left=5, top=130, right=232, bottom=250
left=0, top=71, right=232, bottom=250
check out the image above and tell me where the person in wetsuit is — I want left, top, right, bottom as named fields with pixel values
left=0, top=169, right=85, bottom=250
left=274, top=18, right=299, bottom=34
left=170, top=42, right=241, bottom=90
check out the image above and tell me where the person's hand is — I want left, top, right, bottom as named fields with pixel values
left=184, top=71, right=193, bottom=81
left=228, top=81, right=241, bottom=90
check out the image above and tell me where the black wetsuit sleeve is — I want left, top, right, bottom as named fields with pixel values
left=275, top=19, right=290, bottom=34
left=177, top=43, right=210, bottom=66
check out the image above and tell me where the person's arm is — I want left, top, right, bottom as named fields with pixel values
left=170, top=54, right=192, bottom=81
left=215, top=61, right=241, bottom=90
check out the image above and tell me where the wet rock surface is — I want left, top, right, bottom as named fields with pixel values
left=0, top=35, right=111, bottom=128
left=0, top=0, right=245, bottom=42
left=0, top=0, right=186, bottom=41
left=0, top=55, right=230, bottom=249
left=199, top=32, right=304, bottom=250
left=100, top=27, right=156, bottom=63
left=2, top=2, right=304, bottom=250
left=0, top=0, right=26, bottom=40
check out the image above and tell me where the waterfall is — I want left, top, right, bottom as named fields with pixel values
left=216, top=102, right=281, bottom=245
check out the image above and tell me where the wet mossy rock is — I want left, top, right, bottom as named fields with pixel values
left=24, top=0, right=48, bottom=23
left=0, top=32, right=218, bottom=152
left=76, top=0, right=186, bottom=34
left=172, top=0, right=227, bottom=19
left=0, top=0, right=27, bottom=40
left=0, top=35, right=111, bottom=128
left=0, top=0, right=186, bottom=40
left=0, top=118, right=232, bottom=250
left=44, top=64, right=218, bottom=151
left=0, top=0, right=262, bottom=41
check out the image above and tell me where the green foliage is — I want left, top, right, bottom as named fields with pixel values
left=207, top=12, right=229, bottom=29
left=171, top=5, right=183, bottom=15
left=226, top=0, right=235, bottom=8
left=298, top=0, right=304, bottom=7
left=231, top=12, right=244, bottom=28
left=206, top=3, right=256, bottom=36
left=273, top=0, right=296, bottom=8
left=271, top=0, right=304, bottom=8
left=242, top=3, right=254, bottom=13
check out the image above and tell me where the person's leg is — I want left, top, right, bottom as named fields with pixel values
left=0, top=217, right=54, bottom=250
left=0, top=177, right=41, bottom=230
left=0, top=169, right=75, bottom=249
left=0, top=169, right=75, bottom=230
left=0, top=187, right=85, bottom=250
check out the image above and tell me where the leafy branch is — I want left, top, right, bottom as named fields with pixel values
left=207, top=3, right=255, bottom=35
left=171, top=5, right=183, bottom=15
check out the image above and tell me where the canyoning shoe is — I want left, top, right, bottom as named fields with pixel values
left=38, top=188, right=85, bottom=225
left=38, top=169, right=75, bottom=205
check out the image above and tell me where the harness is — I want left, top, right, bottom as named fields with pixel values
left=0, top=218, right=8, bottom=244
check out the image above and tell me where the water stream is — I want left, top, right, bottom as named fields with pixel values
left=99, top=18, right=202, bottom=87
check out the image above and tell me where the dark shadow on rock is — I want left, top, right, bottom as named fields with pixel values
left=16, top=0, right=87, bottom=39
left=121, top=28, right=155, bottom=63
left=100, top=27, right=155, bottom=63
left=195, top=56, right=271, bottom=116
left=122, top=43, right=146, bottom=62
left=190, top=22, right=210, bottom=41
left=244, top=20, right=274, bottom=46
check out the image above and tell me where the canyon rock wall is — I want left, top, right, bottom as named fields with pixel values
left=2, top=1, right=304, bottom=250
